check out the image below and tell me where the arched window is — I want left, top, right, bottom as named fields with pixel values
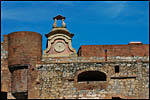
left=78, top=71, right=107, bottom=82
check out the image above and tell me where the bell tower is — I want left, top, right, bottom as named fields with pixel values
left=43, top=15, right=77, bottom=57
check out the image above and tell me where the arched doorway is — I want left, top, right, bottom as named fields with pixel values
left=78, top=71, right=107, bottom=82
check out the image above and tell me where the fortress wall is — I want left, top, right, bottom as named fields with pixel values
left=40, top=56, right=149, bottom=63
left=7, top=31, right=42, bottom=66
left=1, top=43, right=10, bottom=93
left=31, top=59, right=149, bottom=99
left=1, top=32, right=42, bottom=99
left=78, top=44, right=149, bottom=57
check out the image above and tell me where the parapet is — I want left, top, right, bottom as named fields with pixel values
left=78, top=42, right=149, bottom=57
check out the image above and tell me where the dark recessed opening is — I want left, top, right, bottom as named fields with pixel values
left=37, top=65, right=43, bottom=70
left=104, top=49, right=108, bottom=61
left=115, top=66, right=119, bottom=73
left=68, top=79, right=74, bottom=81
left=78, top=71, right=107, bottom=82
left=12, top=92, right=28, bottom=99
left=9, top=66, right=28, bottom=73
left=32, top=68, right=35, bottom=71
left=1, top=92, right=7, bottom=99
left=112, top=97, right=122, bottom=99
left=36, top=82, right=40, bottom=85
left=13, top=48, right=16, bottom=52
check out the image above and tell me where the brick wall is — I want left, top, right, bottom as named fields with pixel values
left=3, top=31, right=42, bottom=98
left=78, top=44, right=149, bottom=57
left=11, top=67, right=28, bottom=93
left=7, top=31, right=42, bottom=66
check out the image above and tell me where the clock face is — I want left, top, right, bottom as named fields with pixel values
left=54, top=42, right=65, bottom=52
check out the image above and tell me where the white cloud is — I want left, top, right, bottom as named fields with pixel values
left=86, top=1, right=128, bottom=19
left=108, top=2, right=127, bottom=18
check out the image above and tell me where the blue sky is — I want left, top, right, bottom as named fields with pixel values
left=1, top=1, right=149, bottom=53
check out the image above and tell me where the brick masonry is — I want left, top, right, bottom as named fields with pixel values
left=1, top=31, right=42, bottom=99
left=78, top=44, right=149, bottom=57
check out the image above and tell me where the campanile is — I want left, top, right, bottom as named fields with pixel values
left=43, top=15, right=77, bottom=57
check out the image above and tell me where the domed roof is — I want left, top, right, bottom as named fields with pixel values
left=45, top=27, right=74, bottom=38
left=51, top=27, right=69, bottom=32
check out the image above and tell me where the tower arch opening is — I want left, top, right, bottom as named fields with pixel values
left=57, top=20, right=62, bottom=27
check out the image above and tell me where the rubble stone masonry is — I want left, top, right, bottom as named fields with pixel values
left=33, top=56, right=149, bottom=99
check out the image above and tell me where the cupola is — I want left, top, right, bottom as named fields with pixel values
left=43, top=15, right=77, bottom=57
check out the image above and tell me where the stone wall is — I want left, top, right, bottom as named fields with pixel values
left=1, top=43, right=8, bottom=71
left=40, top=56, right=149, bottom=63
left=1, top=43, right=10, bottom=93
left=33, top=56, right=149, bottom=99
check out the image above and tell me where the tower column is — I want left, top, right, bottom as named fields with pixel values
left=53, top=19, right=57, bottom=28
left=62, top=19, right=66, bottom=28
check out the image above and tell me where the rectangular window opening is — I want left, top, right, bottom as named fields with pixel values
left=115, top=66, right=119, bottom=73
left=68, top=79, right=74, bottom=81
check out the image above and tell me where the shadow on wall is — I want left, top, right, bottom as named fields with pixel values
left=12, top=92, right=28, bottom=99
left=1, top=92, right=7, bottom=99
